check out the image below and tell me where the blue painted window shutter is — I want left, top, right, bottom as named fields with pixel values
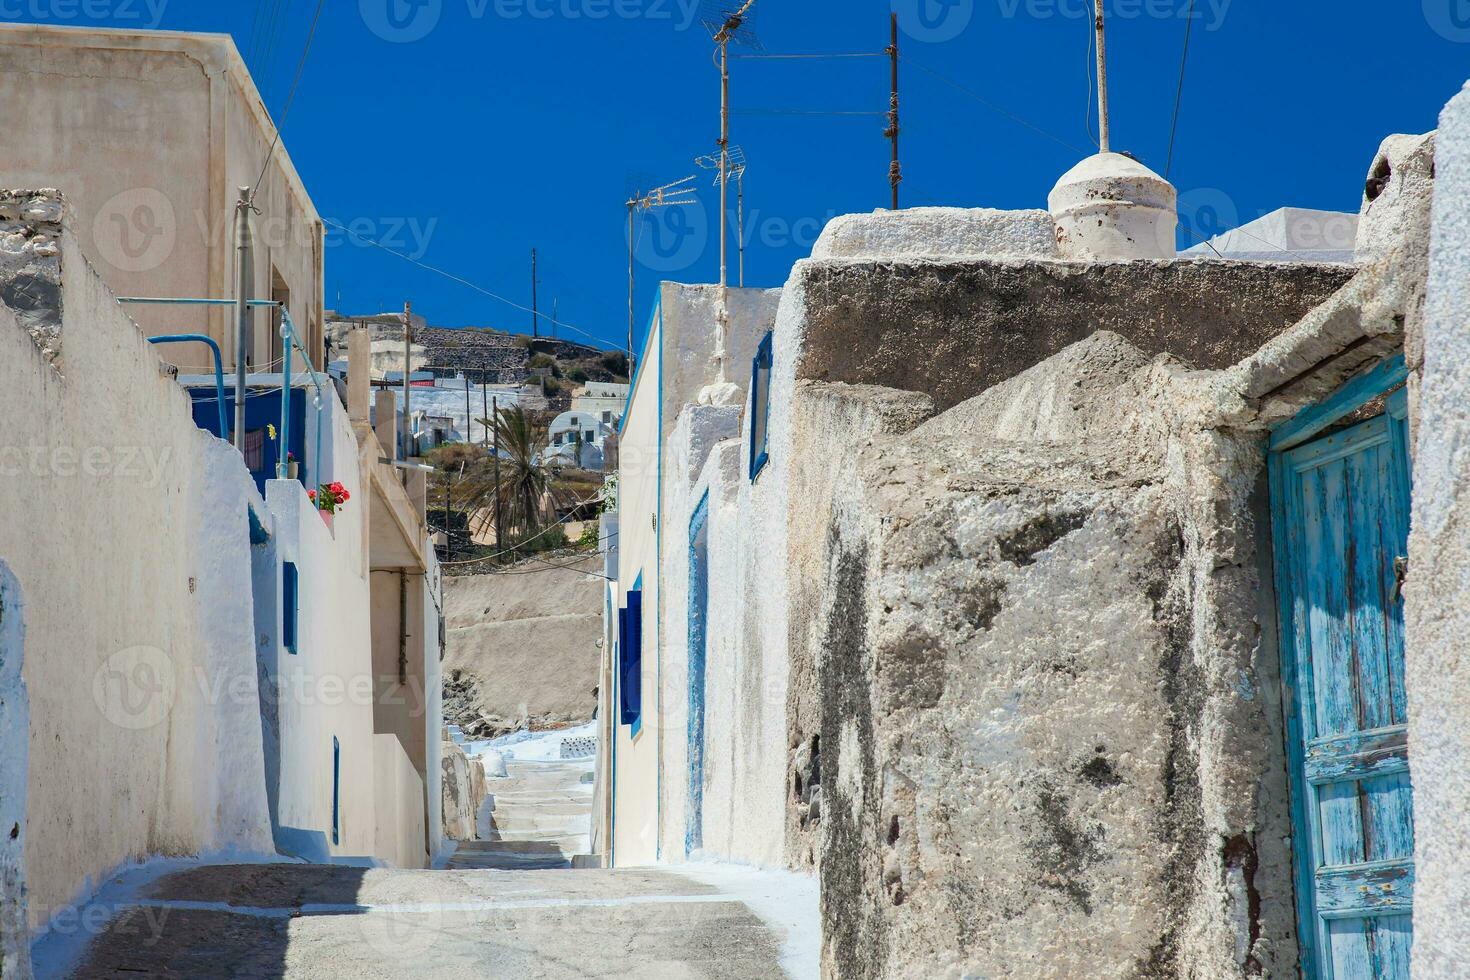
left=619, top=590, right=643, bottom=728
left=331, top=736, right=341, bottom=846
left=749, top=332, right=773, bottom=480
left=283, top=561, right=300, bottom=654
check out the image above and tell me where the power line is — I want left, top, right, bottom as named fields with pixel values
left=732, top=52, right=883, bottom=60
left=1165, top=0, right=1197, bottom=178
left=900, top=57, right=1090, bottom=156
left=321, top=217, right=629, bottom=354
left=736, top=108, right=886, bottom=116
left=249, top=0, right=326, bottom=208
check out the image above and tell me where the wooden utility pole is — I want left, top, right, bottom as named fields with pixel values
left=464, top=375, right=472, bottom=444
left=531, top=248, right=540, bottom=338
left=481, top=367, right=490, bottom=449
left=401, top=301, right=414, bottom=482
left=886, top=13, right=901, bottom=210
left=491, top=396, right=503, bottom=552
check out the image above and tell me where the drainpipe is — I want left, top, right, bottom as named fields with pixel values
left=234, top=187, right=254, bottom=450
left=399, top=571, right=408, bottom=685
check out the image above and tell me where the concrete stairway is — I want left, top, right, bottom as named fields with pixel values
left=446, top=758, right=593, bottom=871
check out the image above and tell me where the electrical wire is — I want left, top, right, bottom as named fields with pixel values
left=901, top=57, right=1090, bottom=156
left=436, top=489, right=609, bottom=566
left=249, top=0, right=326, bottom=208
left=732, top=52, right=884, bottom=60
left=320, top=217, right=630, bottom=355
left=736, top=109, right=886, bottom=116
left=1165, top=0, right=1197, bottom=178
left=1085, top=9, right=1098, bottom=150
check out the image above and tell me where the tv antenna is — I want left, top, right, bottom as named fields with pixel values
left=625, top=175, right=698, bottom=372
left=701, top=0, right=759, bottom=390
left=697, top=144, right=748, bottom=287
left=1093, top=0, right=1110, bottom=152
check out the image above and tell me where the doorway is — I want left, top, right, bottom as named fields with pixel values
left=1269, top=356, right=1414, bottom=980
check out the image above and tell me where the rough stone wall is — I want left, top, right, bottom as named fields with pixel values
left=441, top=739, right=487, bottom=842
left=441, top=558, right=603, bottom=739
left=0, top=191, right=63, bottom=363
left=1405, top=88, right=1470, bottom=978
left=815, top=339, right=1302, bottom=979
left=791, top=258, right=1354, bottom=413
left=783, top=382, right=934, bottom=871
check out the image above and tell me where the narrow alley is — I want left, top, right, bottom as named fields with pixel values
left=53, top=731, right=818, bottom=979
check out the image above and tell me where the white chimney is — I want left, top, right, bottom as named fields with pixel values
left=1048, top=152, right=1179, bottom=261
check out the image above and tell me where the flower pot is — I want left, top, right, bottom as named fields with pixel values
left=320, top=509, right=334, bottom=530
left=286, top=461, right=299, bottom=480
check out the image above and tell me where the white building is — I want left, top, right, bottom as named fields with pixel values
left=542, top=410, right=614, bottom=470
left=571, top=382, right=629, bottom=426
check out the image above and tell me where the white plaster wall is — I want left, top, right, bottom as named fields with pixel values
left=0, top=25, right=326, bottom=369
left=657, top=406, right=741, bottom=863
left=0, top=231, right=274, bottom=925
left=372, top=734, right=428, bottom=869
left=266, top=393, right=377, bottom=861
left=609, top=308, right=663, bottom=866
left=1405, top=81, right=1470, bottom=978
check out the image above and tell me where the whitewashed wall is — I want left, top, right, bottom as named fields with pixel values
left=1406, top=83, right=1470, bottom=977
left=0, top=227, right=273, bottom=928
left=266, top=392, right=380, bottom=862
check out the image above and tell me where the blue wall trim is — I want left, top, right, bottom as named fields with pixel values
left=749, top=331, right=773, bottom=480
left=1269, top=354, right=1408, bottom=452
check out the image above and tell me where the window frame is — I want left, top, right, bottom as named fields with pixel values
left=283, top=561, right=300, bottom=654
left=618, top=577, right=644, bottom=736
left=749, top=331, right=773, bottom=481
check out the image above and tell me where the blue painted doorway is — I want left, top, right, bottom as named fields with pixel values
left=686, top=493, right=711, bottom=857
left=1269, top=357, right=1414, bottom=980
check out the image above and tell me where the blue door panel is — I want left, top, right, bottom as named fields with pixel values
left=1271, top=370, right=1414, bottom=980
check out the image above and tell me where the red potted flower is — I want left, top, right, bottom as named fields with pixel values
left=308, top=481, right=351, bottom=515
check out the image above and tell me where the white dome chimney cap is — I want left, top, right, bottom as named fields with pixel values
left=1048, top=151, right=1178, bottom=261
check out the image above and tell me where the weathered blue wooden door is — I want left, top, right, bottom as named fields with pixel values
left=1270, top=367, right=1414, bottom=980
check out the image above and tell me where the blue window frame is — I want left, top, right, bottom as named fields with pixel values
left=749, top=332, right=773, bottom=480
left=618, top=581, right=644, bottom=734
left=282, top=561, right=300, bottom=654
left=331, top=736, right=341, bottom=846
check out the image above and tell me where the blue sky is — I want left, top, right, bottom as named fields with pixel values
left=14, top=1, right=1470, bottom=351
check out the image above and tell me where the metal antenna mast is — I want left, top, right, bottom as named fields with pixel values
left=626, top=176, right=699, bottom=374
left=696, top=145, right=748, bottom=287
left=702, top=0, right=759, bottom=387
left=1094, top=0, right=1110, bottom=153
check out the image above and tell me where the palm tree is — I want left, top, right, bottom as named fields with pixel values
left=483, top=406, right=548, bottom=540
